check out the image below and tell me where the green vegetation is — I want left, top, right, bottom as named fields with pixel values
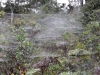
left=42, top=4, right=61, bottom=13
left=25, top=1, right=100, bottom=73
left=81, top=0, right=100, bottom=25
left=0, top=27, right=34, bottom=75
left=3, top=0, right=60, bottom=14
left=13, top=16, right=36, bottom=27
left=80, top=0, right=100, bottom=63
left=0, top=11, right=5, bottom=18
left=13, top=18, right=26, bottom=27
left=0, top=0, right=100, bottom=75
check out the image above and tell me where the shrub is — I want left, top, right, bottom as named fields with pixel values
left=0, top=11, right=5, bottom=18
left=13, top=17, right=36, bottom=28
left=42, top=4, right=61, bottom=13
left=81, top=0, right=100, bottom=25
left=0, top=27, right=34, bottom=75
left=13, top=18, right=26, bottom=27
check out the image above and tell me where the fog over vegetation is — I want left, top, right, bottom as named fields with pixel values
left=0, top=0, right=100, bottom=75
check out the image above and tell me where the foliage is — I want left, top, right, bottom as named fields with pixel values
left=42, top=3, right=61, bottom=13
left=60, top=6, right=100, bottom=73
left=68, top=49, right=92, bottom=56
left=0, top=35, right=6, bottom=44
left=13, top=17, right=36, bottom=27
left=26, top=68, right=40, bottom=75
left=13, top=18, right=26, bottom=27
left=59, top=72, right=78, bottom=75
left=42, top=4, right=51, bottom=13
left=62, top=32, right=71, bottom=41
left=4, top=0, right=59, bottom=14
left=0, top=11, right=5, bottom=18
left=18, top=1, right=100, bottom=75
left=74, top=20, right=100, bottom=74
left=0, top=0, right=100, bottom=74
left=59, top=71, right=92, bottom=75
left=4, top=1, right=30, bottom=14
left=0, top=27, right=34, bottom=75
left=49, top=64, right=62, bottom=71
left=81, top=0, right=100, bottom=25
left=81, top=0, right=100, bottom=57
left=78, top=0, right=100, bottom=74
left=75, top=42, right=85, bottom=49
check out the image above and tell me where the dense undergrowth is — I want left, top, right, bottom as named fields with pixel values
left=26, top=0, right=100, bottom=75
left=0, top=0, right=100, bottom=75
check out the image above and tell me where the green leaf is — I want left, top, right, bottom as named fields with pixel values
left=59, top=72, right=78, bottom=75
left=83, top=31, right=89, bottom=35
left=16, top=51, right=22, bottom=58
left=26, top=68, right=40, bottom=75
left=90, top=21, right=99, bottom=28
left=75, top=42, right=85, bottom=49
left=68, top=49, right=92, bottom=56
left=62, top=32, right=71, bottom=40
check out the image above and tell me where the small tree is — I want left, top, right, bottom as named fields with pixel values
left=0, top=27, right=34, bottom=75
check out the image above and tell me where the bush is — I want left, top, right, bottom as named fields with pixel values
left=13, top=18, right=26, bottom=27
left=0, top=11, right=5, bottom=18
left=42, top=4, right=61, bottom=13
left=0, top=27, right=34, bottom=75
left=81, top=0, right=100, bottom=25
left=13, top=17, right=36, bottom=27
